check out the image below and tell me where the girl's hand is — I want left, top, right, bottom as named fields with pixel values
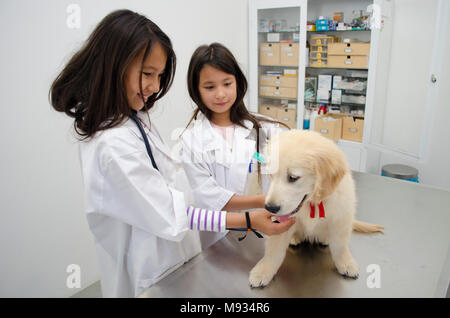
left=249, top=210, right=295, bottom=236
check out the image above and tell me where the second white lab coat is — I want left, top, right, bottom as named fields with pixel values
left=79, top=111, right=201, bottom=297
left=178, top=113, right=277, bottom=249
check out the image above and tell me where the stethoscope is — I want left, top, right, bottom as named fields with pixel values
left=129, top=110, right=159, bottom=171
left=130, top=110, right=263, bottom=240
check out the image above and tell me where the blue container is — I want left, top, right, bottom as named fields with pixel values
left=303, top=119, right=310, bottom=130
left=381, top=164, right=419, bottom=183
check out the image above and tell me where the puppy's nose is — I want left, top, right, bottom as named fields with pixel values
left=265, top=204, right=280, bottom=214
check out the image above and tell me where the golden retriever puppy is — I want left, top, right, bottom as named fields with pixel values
left=249, top=130, right=383, bottom=287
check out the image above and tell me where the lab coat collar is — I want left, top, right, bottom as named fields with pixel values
left=125, top=111, right=175, bottom=162
left=189, top=113, right=256, bottom=176
left=192, top=112, right=255, bottom=152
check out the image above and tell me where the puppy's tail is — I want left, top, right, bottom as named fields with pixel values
left=352, top=220, right=384, bottom=233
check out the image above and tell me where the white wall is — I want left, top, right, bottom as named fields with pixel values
left=0, top=0, right=248, bottom=297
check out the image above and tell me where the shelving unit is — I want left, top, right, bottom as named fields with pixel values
left=249, top=0, right=377, bottom=171
left=249, top=0, right=308, bottom=130
left=249, top=0, right=447, bottom=183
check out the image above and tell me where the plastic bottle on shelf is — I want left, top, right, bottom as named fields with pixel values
left=303, top=108, right=311, bottom=130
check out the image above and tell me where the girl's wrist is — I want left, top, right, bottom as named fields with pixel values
left=257, top=194, right=266, bottom=208
left=249, top=211, right=261, bottom=231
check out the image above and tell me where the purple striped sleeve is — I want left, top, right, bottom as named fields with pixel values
left=197, top=209, right=202, bottom=230
left=218, top=211, right=222, bottom=232
left=204, top=210, right=208, bottom=231
left=190, top=208, right=195, bottom=230
left=211, top=210, right=215, bottom=232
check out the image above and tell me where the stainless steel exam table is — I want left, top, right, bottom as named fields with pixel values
left=140, top=172, right=450, bottom=298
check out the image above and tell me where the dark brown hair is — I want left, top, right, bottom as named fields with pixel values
left=186, top=43, right=288, bottom=183
left=50, top=9, right=176, bottom=139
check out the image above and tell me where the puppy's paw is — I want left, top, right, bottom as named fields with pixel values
left=249, top=261, right=277, bottom=288
left=335, top=258, right=359, bottom=279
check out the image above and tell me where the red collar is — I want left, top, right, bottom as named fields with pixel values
left=309, top=202, right=325, bottom=218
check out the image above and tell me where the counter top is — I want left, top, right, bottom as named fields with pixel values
left=140, top=172, right=450, bottom=298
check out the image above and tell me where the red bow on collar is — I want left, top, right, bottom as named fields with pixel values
left=309, top=202, right=325, bottom=218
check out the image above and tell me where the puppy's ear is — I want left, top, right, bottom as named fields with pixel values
left=311, top=147, right=348, bottom=203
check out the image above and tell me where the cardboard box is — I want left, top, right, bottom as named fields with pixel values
left=259, top=75, right=297, bottom=88
left=260, top=86, right=297, bottom=99
left=327, top=55, right=368, bottom=69
left=260, top=43, right=280, bottom=65
left=342, top=117, right=364, bottom=142
left=277, top=106, right=297, bottom=129
left=280, top=43, right=299, bottom=66
left=328, top=43, right=370, bottom=56
left=314, top=116, right=342, bottom=142
left=258, top=104, right=278, bottom=120
left=258, top=105, right=297, bottom=129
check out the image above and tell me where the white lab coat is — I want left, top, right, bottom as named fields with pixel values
left=178, top=113, right=278, bottom=249
left=79, top=111, right=201, bottom=298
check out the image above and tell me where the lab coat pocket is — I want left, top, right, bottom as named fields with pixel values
left=156, top=186, right=189, bottom=242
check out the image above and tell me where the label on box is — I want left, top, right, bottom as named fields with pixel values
left=331, top=89, right=342, bottom=104
left=284, top=69, right=297, bottom=76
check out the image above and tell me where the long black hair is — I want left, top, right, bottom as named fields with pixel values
left=50, top=9, right=176, bottom=139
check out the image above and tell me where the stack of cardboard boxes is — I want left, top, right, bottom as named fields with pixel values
left=260, top=42, right=299, bottom=66
left=314, top=115, right=364, bottom=142
left=259, top=104, right=296, bottom=129
left=258, top=41, right=299, bottom=129
left=327, top=41, right=370, bottom=69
